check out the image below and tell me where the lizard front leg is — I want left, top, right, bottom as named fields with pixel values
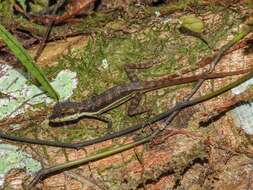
left=91, top=114, right=113, bottom=133
left=124, top=59, right=160, bottom=116
left=127, top=92, right=151, bottom=116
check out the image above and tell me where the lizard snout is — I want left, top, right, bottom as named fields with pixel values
left=49, top=101, right=81, bottom=121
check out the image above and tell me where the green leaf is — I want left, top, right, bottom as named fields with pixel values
left=16, top=0, right=27, bottom=11
left=180, top=14, right=204, bottom=33
left=0, top=24, right=59, bottom=100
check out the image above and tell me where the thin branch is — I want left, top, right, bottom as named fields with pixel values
left=34, top=0, right=65, bottom=61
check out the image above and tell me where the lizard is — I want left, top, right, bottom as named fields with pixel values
left=49, top=68, right=251, bottom=127
left=49, top=57, right=214, bottom=126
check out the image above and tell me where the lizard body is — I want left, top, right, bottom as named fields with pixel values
left=49, top=70, right=249, bottom=123
left=50, top=82, right=141, bottom=123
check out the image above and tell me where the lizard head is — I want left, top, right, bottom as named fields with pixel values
left=49, top=100, right=83, bottom=123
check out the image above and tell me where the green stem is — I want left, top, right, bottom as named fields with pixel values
left=189, top=70, right=253, bottom=106
left=28, top=136, right=151, bottom=189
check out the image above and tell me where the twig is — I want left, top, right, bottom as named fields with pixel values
left=209, top=19, right=253, bottom=72
left=134, top=147, right=147, bottom=190
left=3, top=92, right=45, bottom=119
left=27, top=136, right=152, bottom=189
left=200, top=85, right=253, bottom=126
left=159, top=17, right=253, bottom=132
left=34, top=0, right=65, bottom=61
left=65, top=169, right=106, bottom=190
left=0, top=111, right=47, bottom=127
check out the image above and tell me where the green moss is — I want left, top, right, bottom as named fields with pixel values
left=0, top=0, right=15, bottom=19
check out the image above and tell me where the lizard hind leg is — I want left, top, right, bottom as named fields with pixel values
left=127, top=92, right=151, bottom=116
left=124, top=58, right=162, bottom=82
left=124, top=59, right=158, bottom=116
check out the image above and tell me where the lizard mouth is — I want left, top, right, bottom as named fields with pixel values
left=49, top=110, right=78, bottom=122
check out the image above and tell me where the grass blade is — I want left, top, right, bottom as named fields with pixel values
left=0, top=24, right=59, bottom=100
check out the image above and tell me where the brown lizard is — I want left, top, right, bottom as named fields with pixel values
left=49, top=68, right=251, bottom=126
